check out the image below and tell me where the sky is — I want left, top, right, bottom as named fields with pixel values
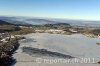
left=0, top=0, right=100, bottom=20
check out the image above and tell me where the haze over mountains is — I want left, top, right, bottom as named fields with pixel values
left=0, top=16, right=100, bottom=27
left=0, top=20, right=13, bottom=25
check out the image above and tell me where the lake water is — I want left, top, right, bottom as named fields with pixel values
left=20, top=33, right=100, bottom=62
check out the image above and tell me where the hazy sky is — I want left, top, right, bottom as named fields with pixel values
left=0, top=0, right=100, bottom=20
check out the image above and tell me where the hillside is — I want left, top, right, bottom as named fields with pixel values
left=0, top=20, right=13, bottom=25
left=0, top=16, right=100, bottom=27
left=0, top=16, right=31, bottom=26
left=0, top=20, right=21, bottom=33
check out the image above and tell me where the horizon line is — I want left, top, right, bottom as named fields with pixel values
left=0, top=15, right=100, bottom=21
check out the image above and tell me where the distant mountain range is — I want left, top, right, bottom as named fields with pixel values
left=0, top=16, right=32, bottom=25
left=0, top=16, right=100, bottom=27
left=0, top=20, right=13, bottom=25
left=0, top=16, right=58, bottom=25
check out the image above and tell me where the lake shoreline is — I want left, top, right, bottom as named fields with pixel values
left=13, top=33, right=100, bottom=66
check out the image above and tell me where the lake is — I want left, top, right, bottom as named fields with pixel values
left=13, top=33, right=100, bottom=66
